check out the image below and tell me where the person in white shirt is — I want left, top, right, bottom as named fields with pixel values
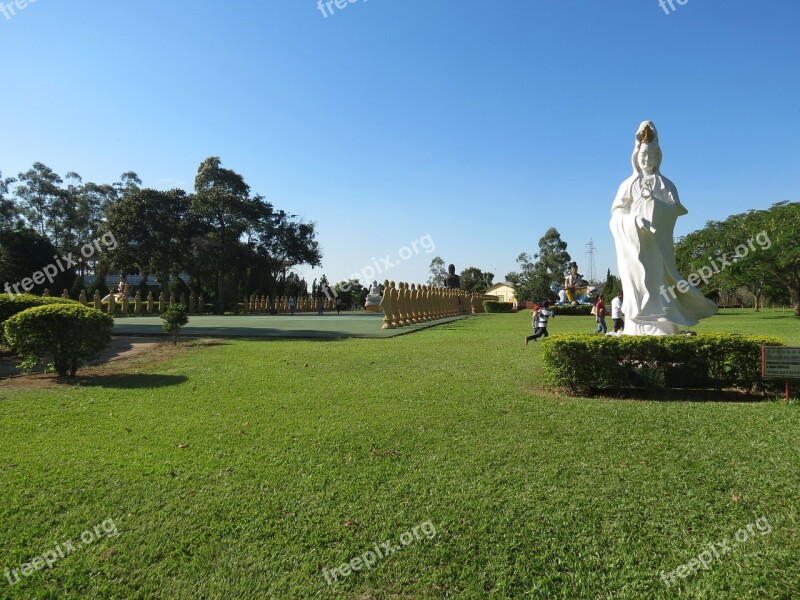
left=524, top=305, right=554, bottom=346
left=611, top=290, right=624, bottom=333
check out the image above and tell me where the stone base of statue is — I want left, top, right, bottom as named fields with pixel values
left=364, top=292, right=382, bottom=312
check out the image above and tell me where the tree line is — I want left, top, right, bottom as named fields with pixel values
left=0, top=158, right=322, bottom=313
left=674, top=201, right=800, bottom=314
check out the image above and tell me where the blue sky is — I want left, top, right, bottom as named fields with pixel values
left=1, top=0, right=798, bottom=287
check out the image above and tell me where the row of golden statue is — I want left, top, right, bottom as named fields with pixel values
left=242, top=295, right=335, bottom=313
left=47, top=289, right=205, bottom=315
left=43, top=285, right=492, bottom=324
left=375, top=281, right=489, bottom=329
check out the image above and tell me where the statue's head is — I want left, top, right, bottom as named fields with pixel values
left=448, top=264, right=456, bottom=275
left=569, top=262, right=578, bottom=273
left=631, top=120, right=663, bottom=175
left=637, top=142, right=662, bottom=175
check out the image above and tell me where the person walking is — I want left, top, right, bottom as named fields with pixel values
left=288, top=296, right=296, bottom=316
left=594, top=295, right=607, bottom=334
left=611, top=290, right=624, bottom=333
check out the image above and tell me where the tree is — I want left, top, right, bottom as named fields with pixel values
left=316, top=274, right=331, bottom=298
left=603, top=269, right=621, bottom=299
left=427, top=256, right=446, bottom=287
left=244, top=201, right=321, bottom=310
left=15, top=163, right=67, bottom=247
left=515, top=228, right=572, bottom=303
left=282, top=272, right=307, bottom=297
left=0, top=171, right=21, bottom=230
left=114, top=172, right=142, bottom=197
left=0, top=229, right=75, bottom=296
left=105, top=188, right=195, bottom=295
left=192, top=157, right=255, bottom=313
left=64, top=176, right=118, bottom=265
left=459, top=267, right=494, bottom=292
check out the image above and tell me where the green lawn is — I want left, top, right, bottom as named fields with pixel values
left=1, top=310, right=799, bottom=598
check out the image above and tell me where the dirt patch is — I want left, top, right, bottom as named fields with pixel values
left=0, top=337, right=225, bottom=390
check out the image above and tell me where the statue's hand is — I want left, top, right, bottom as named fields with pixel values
left=635, top=216, right=657, bottom=234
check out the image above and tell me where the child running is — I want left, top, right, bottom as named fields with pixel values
left=524, top=303, right=554, bottom=346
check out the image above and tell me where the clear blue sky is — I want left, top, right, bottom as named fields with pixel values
left=2, top=0, right=798, bottom=287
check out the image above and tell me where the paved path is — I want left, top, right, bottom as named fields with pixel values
left=112, top=313, right=468, bottom=339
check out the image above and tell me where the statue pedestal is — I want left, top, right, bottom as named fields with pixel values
left=365, top=283, right=382, bottom=313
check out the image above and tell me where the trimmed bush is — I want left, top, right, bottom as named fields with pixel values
left=161, top=304, right=189, bottom=342
left=541, top=333, right=784, bottom=396
left=3, top=304, right=114, bottom=376
left=0, top=294, right=80, bottom=345
left=483, top=301, right=514, bottom=313
left=549, top=304, right=593, bottom=316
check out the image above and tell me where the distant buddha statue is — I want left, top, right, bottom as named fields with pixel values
left=364, top=280, right=382, bottom=312
left=443, top=264, right=460, bottom=289
left=610, top=121, right=717, bottom=335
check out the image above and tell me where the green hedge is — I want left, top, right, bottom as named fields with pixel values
left=548, top=304, right=593, bottom=316
left=483, top=301, right=514, bottom=313
left=3, top=304, right=114, bottom=376
left=541, top=333, right=784, bottom=396
left=0, top=294, right=80, bottom=344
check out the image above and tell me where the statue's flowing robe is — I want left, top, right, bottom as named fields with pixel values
left=610, top=174, right=717, bottom=335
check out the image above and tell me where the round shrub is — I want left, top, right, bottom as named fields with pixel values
left=161, top=304, right=189, bottom=342
left=3, top=304, right=114, bottom=376
left=0, top=294, right=80, bottom=345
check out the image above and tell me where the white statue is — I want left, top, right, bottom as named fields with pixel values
left=610, top=121, right=717, bottom=335
left=364, top=280, right=382, bottom=312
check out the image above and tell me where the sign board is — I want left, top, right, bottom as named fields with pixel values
left=762, top=346, right=800, bottom=379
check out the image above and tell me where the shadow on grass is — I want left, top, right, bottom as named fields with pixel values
left=596, top=388, right=772, bottom=403
left=529, top=382, right=778, bottom=403
left=65, top=374, right=188, bottom=389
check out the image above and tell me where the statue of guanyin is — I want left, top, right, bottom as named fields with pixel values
left=609, top=121, right=717, bottom=335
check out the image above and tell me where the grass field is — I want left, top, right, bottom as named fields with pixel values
left=1, top=310, right=799, bottom=598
